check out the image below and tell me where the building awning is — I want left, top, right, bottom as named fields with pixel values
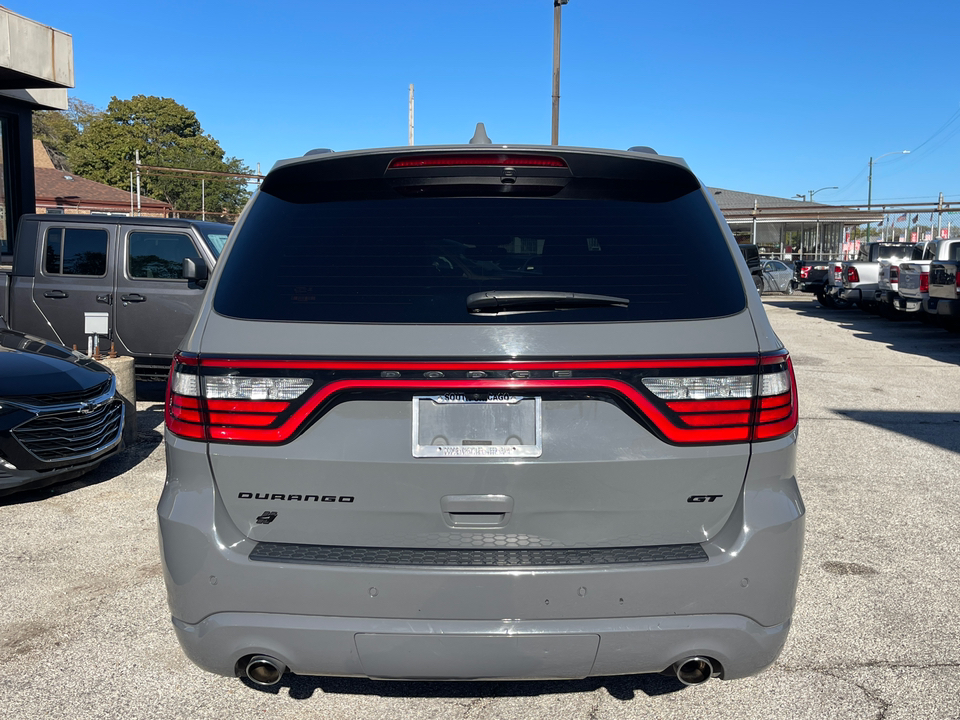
left=0, top=8, right=73, bottom=110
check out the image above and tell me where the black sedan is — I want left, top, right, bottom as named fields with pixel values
left=0, top=320, right=124, bottom=496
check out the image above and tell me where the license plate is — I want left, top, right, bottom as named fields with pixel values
left=412, top=394, right=542, bottom=458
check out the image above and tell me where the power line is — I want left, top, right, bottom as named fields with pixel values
left=911, top=105, right=960, bottom=155
left=135, top=163, right=264, bottom=181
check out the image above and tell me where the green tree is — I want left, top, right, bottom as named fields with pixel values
left=33, top=98, right=103, bottom=171
left=69, top=95, right=250, bottom=217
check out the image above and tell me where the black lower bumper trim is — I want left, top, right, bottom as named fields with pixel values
left=248, top=541, right=709, bottom=567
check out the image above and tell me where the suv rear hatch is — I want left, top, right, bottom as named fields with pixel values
left=169, top=147, right=793, bottom=550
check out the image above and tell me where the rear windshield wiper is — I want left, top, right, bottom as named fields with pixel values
left=466, top=290, right=630, bottom=314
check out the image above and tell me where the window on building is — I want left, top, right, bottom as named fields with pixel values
left=44, top=227, right=108, bottom=276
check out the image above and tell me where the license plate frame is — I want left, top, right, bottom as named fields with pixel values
left=412, top=393, right=542, bottom=458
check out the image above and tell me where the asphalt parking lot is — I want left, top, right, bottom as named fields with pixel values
left=2, top=292, right=960, bottom=719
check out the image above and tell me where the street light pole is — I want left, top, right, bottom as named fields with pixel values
left=866, top=150, right=909, bottom=244
left=808, top=186, right=838, bottom=201
left=551, top=0, right=569, bottom=145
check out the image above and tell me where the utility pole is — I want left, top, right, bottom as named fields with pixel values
left=551, top=0, right=569, bottom=145
left=866, top=156, right=874, bottom=245
left=135, top=149, right=142, bottom=216
left=866, top=150, right=909, bottom=245
left=408, top=84, right=414, bottom=146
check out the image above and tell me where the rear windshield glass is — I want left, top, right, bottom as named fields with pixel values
left=214, top=191, right=746, bottom=323
left=878, top=245, right=913, bottom=260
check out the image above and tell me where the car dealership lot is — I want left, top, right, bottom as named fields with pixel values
left=2, top=294, right=959, bottom=719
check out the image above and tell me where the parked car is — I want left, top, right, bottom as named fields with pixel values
left=759, top=259, right=795, bottom=294
left=839, top=242, right=914, bottom=311
left=737, top=243, right=763, bottom=292
left=0, top=317, right=124, bottom=496
left=895, top=239, right=960, bottom=321
left=876, top=242, right=935, bottom=316
left=159, top=135, right=804, bottom=688
left=0, top=214, right=231, bottom=384
left=929, top=257, right=960, bottom=329
left=818, top=260, right=853, bottom=308
left=795, top=260, right=829, bottom=294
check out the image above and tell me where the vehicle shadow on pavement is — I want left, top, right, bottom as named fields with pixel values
left=240, top=672, right=687, bottom=700
left=0, top=403, right=166, bottom=506
left=763, top=296, right=960, bottom=367
left=830, top=410, right=960, bottom=454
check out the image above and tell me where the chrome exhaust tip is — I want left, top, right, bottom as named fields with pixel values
left=245, top=655, right=286, bottom=687
left=673, top=656, right=714, bottom=685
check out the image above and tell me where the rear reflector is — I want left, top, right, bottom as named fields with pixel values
left=166, top=351, right=798, bottom=447
left=388, top=154, right=568, bottom=169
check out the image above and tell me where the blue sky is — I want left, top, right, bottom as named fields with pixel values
left=18, top=0, right=960, bottom=206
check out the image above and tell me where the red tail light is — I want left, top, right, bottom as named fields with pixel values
left=166, top=352, right=798, bottom=447
left=389, top=154, right=568, bottom=169
left=800, top=267, right=810, bottom=279
left=921, top=273, right=930, bottom=293
left=890, top=266, right=899, bottom=282
left=846, top=266, right=860, bottom=283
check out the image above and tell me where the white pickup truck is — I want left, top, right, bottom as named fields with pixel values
left=840, top=242, right=915, bottom=311
left=876, top=242, right=935, bottom=315
left=927, top=246, right=960, bottom=328
left=894, top=239, right=960, bottom=319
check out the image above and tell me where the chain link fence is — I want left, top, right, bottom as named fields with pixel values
left=838, top=209, right=960, bottom=260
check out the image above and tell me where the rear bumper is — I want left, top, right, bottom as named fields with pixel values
left=841, top=284, right=879, bottom=304
left=932, top=297, right=960, bottom=316
left=892, top=294, right=922, bottom=313
left=159, top=433, right=804, bottom=681
left=172, top=611, right=791, bottom=681
left=878, top=289, right=898, bottom=306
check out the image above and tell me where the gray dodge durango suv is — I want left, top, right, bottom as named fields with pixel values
left=159, top=135, right=804, bottom=688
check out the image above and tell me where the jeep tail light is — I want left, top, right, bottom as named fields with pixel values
left=166, top=352, right=797, bottom=447
left=921, top=273, right=929, bottom=293
left=846, top=266, right=860, bottom=283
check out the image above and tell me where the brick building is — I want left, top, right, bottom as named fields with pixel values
left=33, top=140, right=170, bottom=217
